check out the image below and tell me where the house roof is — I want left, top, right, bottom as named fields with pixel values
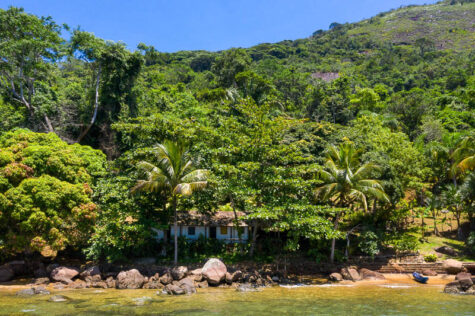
left=175, top=210, right=248, bottom=227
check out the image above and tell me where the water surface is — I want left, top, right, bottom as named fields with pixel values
left=0, top=281, right=474, bottom=315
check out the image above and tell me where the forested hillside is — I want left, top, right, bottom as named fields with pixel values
left=0, top=0, right=474, bottom=263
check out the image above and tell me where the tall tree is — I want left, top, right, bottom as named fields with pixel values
left=131, top=141, right=208, bottom=265
left=0, top=7, right=64, bottom=132
left=316, top=143, right=389, bottom=262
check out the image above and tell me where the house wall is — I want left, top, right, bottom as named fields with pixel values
left=154, top=225, right=248, bottom=243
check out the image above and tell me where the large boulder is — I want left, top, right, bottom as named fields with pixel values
left=340, top=267, right=360, bottom=281
left=116, top=269, right=145, bottom=289
left=329, top=272, right=343, bottom=282
left=464, top=263, right=475, bottom=274
left=442, top=259, right=464, bottom=274
left=0, top=265, right=14, bottom=282
left=422, top=269, right=437, bottom=276
left=50, top=266, right=79, bottom=284
left=177, top=277, right=196, bottom=294
left=202, top=258, right=227, bottom=285
left=459, top=278, right=474, bottom=291
left=359, top=268, right=385, bottom=280
left=171, top=266, right=188, bottom=280
left=80, top=266, right=101, bottom=280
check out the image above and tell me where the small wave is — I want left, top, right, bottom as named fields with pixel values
left=21, top=309, right=36, bottom=313
left=279, top=283, right=355, bottom=289
left=379, top=284, right=413, bottom=288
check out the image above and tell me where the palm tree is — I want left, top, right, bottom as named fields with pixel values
left=315, top=143, right=389, bottom=263
left=131, top=140, right=209, bottom=265
left=451, top=136, right=475, bottom=175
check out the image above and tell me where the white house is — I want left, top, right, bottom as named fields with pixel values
left=152, top=210, right=249, bottom=243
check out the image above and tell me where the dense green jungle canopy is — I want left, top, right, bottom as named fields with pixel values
left=0, top=0, right=474, bottom=262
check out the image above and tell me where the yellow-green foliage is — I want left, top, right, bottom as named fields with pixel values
left=0, top=129, right=106, bottom=255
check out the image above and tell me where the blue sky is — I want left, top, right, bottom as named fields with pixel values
left=4, top=0, right=438, bottom=52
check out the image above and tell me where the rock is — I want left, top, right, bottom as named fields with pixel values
left=49, top=295, right=69, bottom=302
left=443, top=259, right=463, bottom=274
left=225, top=272, right=233, bottom=284
left=80, top=266, right=101, bottom=280
left=197, top=280, right=208, bottom=288
left=7, top=260, right=27, bottom=276
left=359, top=268, right=385, bottom=280
left=92, top=281, right=108, bottom=289
left=116, top=269, right=145, bottom=289
left=85, top=274, right=102, bottom=283
left=16, top=288, right=35, bottom=296
left=231, top=270, right=243, bottom=282
left=435, top=246, right=458, bottom=256
left=105, top=276, right=116, bottom=288
left=202, top=258, right=227, bottom=285
left=160, top=272, right=173, bottom=285
left=50, top=266, right=79, bottom=284
left=340, top=267, right=360, bottom=281
left=329, top=272, right=343, bottom=282
left=178, top=277, right=196, bottom=294
left=271, top=275, right=280, bottom=283
left=143, top=273, right=163, bottom=289
left=171, top=266, right=188, bottom=280
left=32, top=286, right=50, bottom=294
left=34, top=277, right=50, bottom=285
left=421, top=269, right=437, bottom=276
left=455, top=272, right=472, bottom=281
left=190, top=268, right=202, bottom=281
left=164, top=284, right=185, bottom=295
left=68, top=279, right=87, bottom=289
left=444, top=281, right=462, bottom=294
left=53, top=283, right=65, bottom=290
left=464, top=263, right=475, bottom=274
left=466, top=285, right=475, bottom=295
left=0, top=265, right=14, bottom=282
left=236, top=284, right=260, bottom=292
left=460, top=278, right=473, bottom=291
left=46, top=263, right=60, bottom=274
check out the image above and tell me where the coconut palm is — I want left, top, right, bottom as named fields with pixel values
left=316, top=143, right=389, bottom=262
left=451, top=136, right=475, bottom=175
left=131, top=140, right=209, bottom=265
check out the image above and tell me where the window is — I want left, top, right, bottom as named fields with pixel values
left=188, top=226, right=195, bottom=236
left=220, top=226, right=228, bottom=235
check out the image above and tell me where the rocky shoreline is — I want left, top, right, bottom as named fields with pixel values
left=1, top=257, right=474, bottom=296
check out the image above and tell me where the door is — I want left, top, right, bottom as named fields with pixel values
left=210, top=226, right=216, bottom=239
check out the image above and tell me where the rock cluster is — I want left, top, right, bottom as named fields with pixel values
left=9, top=258, right=279, bottom=296
left=329, top=267, right=385, bottom=282
left=443, top=272, right=475, bottom=295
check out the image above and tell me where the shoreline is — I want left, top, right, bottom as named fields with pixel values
left=0, top=273, right=456, bottom=292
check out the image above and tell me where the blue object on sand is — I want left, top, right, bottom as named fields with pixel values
left=412, top=272, right=428, bottom=284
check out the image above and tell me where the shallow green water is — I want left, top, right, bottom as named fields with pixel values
left=0, top=283, right=474, bottom=316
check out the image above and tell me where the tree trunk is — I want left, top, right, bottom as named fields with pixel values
left=249, top=221, right=259, bottom=257
left=77, top=66, right=101, bottom=142
left=173, top=196, right=178, bottom=265
left=456, top=212, right=463, bottom=240
left=330, top=214, right=340, bottom=263
left=432, top=210, right=439, bottom=236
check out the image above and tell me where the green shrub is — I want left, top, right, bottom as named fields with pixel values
left=424, top=254, right=438, bottom=262
left=385, top=233, right=419, bottom=255
left=358, top=231, right=380, bottom=258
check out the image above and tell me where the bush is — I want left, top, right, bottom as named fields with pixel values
left=424, top=254, right=438, bottom=262
left=385, top=233, right=419, bottom=255
left=358, top=231, right=380, bottom=258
